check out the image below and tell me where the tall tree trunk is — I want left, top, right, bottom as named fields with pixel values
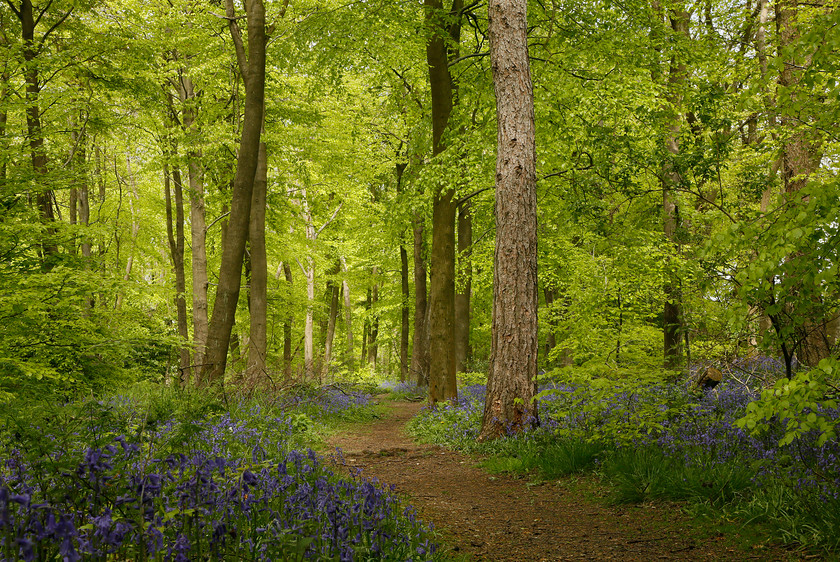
left=367, top=271, right=379, bottom=367
left=400, top=243, right=410, bottom=382
left=411, top=214, right=430, bottom=385
left=164, top=157, right=191, bottom=385
left=341, top=256, right=355, bottom=369
left=455, top=200, right=472, bottom=372
left=775, top=0, right=827, bottom=367
left=425, top=0, right=462, bottom=405
left=200, top=0, right=266, bottom=386
left=544, top=287, right=557, bottom=359
left=282, top=262, right=294, bottom=379
left=480, top=0, right=539, bottom=440
left=654, top=2, right=688, bottom=370
left=247, top=138, right=268, bottom=382
left=116, top=154, right=141, bottom=309
left=323, top=278, right=340, bottom=380
left=16, top=0, right=60, bottom=260
left=179, top=74, right=210, bottom=376
left=303, top=255, right=316, bottom=380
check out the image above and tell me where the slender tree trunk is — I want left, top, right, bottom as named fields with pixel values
left=0, top=63, right=8, bottom=188
left=116, top=155, right=140, bottom=309
left=361, top=288, right=369, bottom=366
left=179, top=75, right=210, bottom=375
left=323, top=278, right=340, bottom=380
left=200, top=0, right=266, bottom=386
left=164, top=158, right=191, bottom=385
left=247, top=138, right=268, bottom=382
left=400, top=243, right=410, bottom=382
left=368, top=271, right=379, bottom=367
left=303, top=255, right=316, bottom=380
left=425, top=0, right=462, bottom=405
left=455, top=200, right=472, bottom=373
left=654, top=2, right=688, bottom=370
left=283, top=262, right=294, bottom=378
left=341, top=256, right=355, bottom=369
left=544, top=287, right=557, bottom=359
left=480, top=0, right=539, bottom=440
left=411, top=214, right=430, bottom=385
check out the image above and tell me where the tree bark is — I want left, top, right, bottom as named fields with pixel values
left=164, top=155, right=191, bottom=386
left=411, top=214, right=430, bottom=386
left=323, top=276, right=340, bottom=380
left=654, top=2, right=688, bottom=370
left=247, top=138, right=268, bottom=382
left=341, top=256, right=355, bottom=369
left=367, top=270, right=379, bottom=367
left=282, top=262, right=294, bottom=379
left=200, top=0, right=266, bottom=386
left=425, top=0, right=462, bottom=405
left=400, top=243, right=410, bottom=382
left=775, top=0, right=828, bottom=367
left=178, top=74, right=210, bottom=376
left=544, top=287, right=557, bottom=359
left=15, top=0, right=60, bottom=260
left=455, top=200, right=472, bottom=372
left=116, top=154, right=141, bottom=309
left=480, top=0, right=539, bottom=440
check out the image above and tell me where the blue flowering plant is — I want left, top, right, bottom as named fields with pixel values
left=0, top=386, right=442, bottom=561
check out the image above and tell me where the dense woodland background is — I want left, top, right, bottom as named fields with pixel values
left=0, top=0, right=838, bottom=400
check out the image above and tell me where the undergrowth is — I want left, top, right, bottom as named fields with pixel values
left=406, top=364, right=840, bottom=557
left=0, top=382, right=443, bottom=561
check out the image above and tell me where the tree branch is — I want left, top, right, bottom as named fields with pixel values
left=224, top=0, right=249, bottom=82
left=34, top=0, right=52, bottom=28
left=316, top=202, right=343, bottom=238
left=39, top=7, right=73, bottom=46
left=4, top=0, right=21, bottom=19
left=456, top=186, right=492, bottom=207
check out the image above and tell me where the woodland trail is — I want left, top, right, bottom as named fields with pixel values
left=326, top=398, right=799, bottom=562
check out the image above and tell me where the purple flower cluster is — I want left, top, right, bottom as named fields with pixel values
left=0, top=390, right=439, bottom=561
left=419, top=378, right=840, bottom=501
left=273, top=385, right=374, bottom=419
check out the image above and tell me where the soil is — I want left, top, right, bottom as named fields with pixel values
left=326, top=398, right=805, bottom=562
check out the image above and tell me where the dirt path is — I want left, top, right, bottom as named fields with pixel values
left=327, top=398, right=799, bottom=561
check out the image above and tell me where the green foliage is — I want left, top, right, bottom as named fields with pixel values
left=725, top=484, right=840, bottom=554
left=538, top=369, right=692, bottom=445
left=602, top=446, right=754, bottom=506
left=736, top=358, right=840, bottom=447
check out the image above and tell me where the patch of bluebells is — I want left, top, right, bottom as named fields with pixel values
left=0, top=391, right=439, bottom=561
left=415, top=377, right=840, bottom=501
left=273, top=385, right=374, bottom=419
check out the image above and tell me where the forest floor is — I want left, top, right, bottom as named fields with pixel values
left=326, top=397, right=804, bottom=562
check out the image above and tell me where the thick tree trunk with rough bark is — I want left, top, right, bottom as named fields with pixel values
left=425, top=0, right=461, bottom=405
left=200, top=0, right=265, bottom=386
left=480, top=0, right=539, bottom=441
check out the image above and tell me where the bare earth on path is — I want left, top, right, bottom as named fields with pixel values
left=326, top=398, right=800, bottom=562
